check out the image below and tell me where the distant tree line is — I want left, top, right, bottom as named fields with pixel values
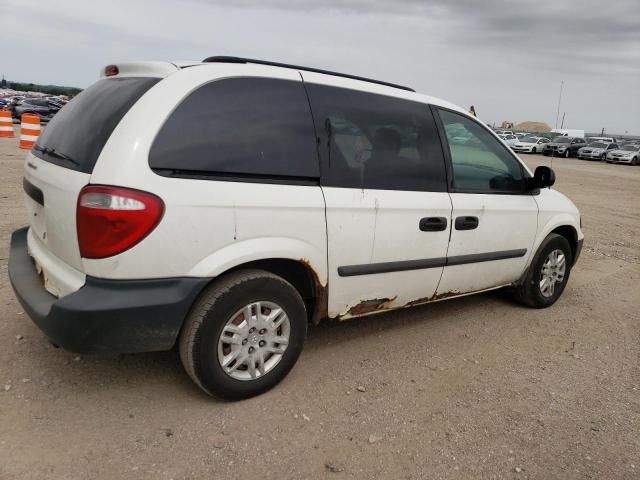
left=4, top=80, right=82, bottom=97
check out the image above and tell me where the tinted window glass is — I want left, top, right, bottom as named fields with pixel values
left=438, top=109, right=526, bottom=193
left=305, top=84, right=446, bottom=192
left=149, top=78, right=319, bottom=179
left=34, top=77, right=159, bottom=173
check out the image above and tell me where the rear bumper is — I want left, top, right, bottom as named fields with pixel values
left=9, top=227, right=210, bottom=354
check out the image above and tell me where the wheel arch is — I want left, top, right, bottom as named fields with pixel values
left=190, top=255, right=328, bottom=326
left=550, top=225, right=579, bottom=264
left=225, top=258, right=327, bottom=325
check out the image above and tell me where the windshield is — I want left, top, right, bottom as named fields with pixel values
left=555, top=137, right=571, bottom=144
left=520, top=136, right=538, bottom=143
left=622, top=145, right=639, bottom=151
left=34, top=77, right=160, bottom=173
left=588, top=142, right=607, bottom=148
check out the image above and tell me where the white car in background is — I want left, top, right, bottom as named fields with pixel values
left=606, top=144, right=640, bottom=165
left=587, top=136, right=616, bottom=144
left=497, top=133, right=519, bottom=146
left=512, top=136, right=550, bottom=154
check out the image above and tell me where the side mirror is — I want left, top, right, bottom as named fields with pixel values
left=532, top=165, right=555, bottom=189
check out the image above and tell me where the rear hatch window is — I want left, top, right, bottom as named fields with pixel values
left=33, top=77, right=159, bottom=173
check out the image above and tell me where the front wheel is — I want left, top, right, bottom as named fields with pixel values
left=632, top=156, right=638, bottom=166
left=514, top=233, right=573, bottom=308
left=179, top=269, right=307, bottom=400
left=532, top=147, right=537, bottom=154
left=564, top=149, right=570, bottom=158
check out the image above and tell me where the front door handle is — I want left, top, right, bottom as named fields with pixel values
left=419, top=217, right=448, bottom=232
left=455, top=216, right=479, bottom=230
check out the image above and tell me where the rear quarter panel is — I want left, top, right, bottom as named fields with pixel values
left=85, top=64, right=328, bottom=286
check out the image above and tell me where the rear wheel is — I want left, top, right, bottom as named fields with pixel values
left=514, top=233, right=573, bottom=308
left=179, top=269, right=307, bottom=400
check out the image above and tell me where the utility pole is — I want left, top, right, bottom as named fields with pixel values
left=555, top=80, right=564, bottom=129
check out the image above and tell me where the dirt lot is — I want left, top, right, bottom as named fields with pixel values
left=0, top=133, right=638, bottom=480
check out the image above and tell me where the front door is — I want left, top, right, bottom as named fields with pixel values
left=303, top=77, right=452, bottom=318
left=434, top=108, right=538, bottom=295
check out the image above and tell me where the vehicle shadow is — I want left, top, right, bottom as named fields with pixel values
left=28, top=288, right=519, bottom=403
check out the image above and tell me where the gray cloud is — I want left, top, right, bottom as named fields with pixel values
left=3, top=0, right=639, bottom=133
left=200, top=0, right=640, bottom=74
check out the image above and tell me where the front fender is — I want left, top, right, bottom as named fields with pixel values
left=529, top=189, right=583, bottom=268
left=187, top=236, right=327, bottom=285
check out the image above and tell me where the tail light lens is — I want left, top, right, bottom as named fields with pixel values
left=77, top=185, right=164, bottom=259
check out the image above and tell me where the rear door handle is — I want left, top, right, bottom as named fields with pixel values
left=455, top=216, right=479, bottom=230
left=419, top=217, right=448, bottom=232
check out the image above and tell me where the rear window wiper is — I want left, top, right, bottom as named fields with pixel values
left=33, top=145, right=80, bottom=166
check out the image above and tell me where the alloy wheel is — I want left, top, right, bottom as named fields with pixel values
left=539, top=249, right=566, bottom=298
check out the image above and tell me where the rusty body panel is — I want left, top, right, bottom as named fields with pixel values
left=300, top=257, right=328, bottom=325
left=335, top=285, right=509, bottom=321
left=346, top=296, right=398, bottom=316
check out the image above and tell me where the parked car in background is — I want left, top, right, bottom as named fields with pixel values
left=497, top=133, right=519, bottom=146
left=512, top=136, right=550, bottom=154
left=543, top=137, right=587, bottom=158
left=577, top=142, right=618, bottom=161
left=11, top=98, right=61, bottom=120
left=606, top=144, right=640, bottom=165
left=587, top=136, right=616, bottom=144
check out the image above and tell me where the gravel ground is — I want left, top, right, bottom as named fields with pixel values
left=0, top=132, right=638, bottom=479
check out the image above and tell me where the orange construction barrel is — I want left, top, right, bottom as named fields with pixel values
left=0, top=109, right=14, bottom=138
left=19, top=113, right=41, bottom=149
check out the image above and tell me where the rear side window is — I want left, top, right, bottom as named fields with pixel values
left=34, top=77, right=159, bottom=173
left=305, top=84, right=446, bottom=192
left=149, top=78, right=319, bottom=180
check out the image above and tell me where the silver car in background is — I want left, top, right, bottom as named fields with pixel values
left=606, top=144, right=640, bottom=165
left=577, top=142, right=618, bottom=161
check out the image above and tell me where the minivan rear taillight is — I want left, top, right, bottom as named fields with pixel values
left=77, top=185, right=164, bottom=259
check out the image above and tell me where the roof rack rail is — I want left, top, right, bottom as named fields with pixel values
left=202, top=56, right=415, bottom=92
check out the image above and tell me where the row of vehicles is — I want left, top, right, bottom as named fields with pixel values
left=0, top=95, right=67, bottom=121
left=495, top=130, right=640, bottom=165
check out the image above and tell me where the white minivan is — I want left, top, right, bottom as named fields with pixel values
left=9, top=57, right=584, bottom=399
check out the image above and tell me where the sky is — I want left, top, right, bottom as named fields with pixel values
left=2, top=0, right=639, bottom=134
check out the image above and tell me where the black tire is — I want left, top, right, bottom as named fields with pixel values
left=564, top=149, right=570, bottom=158
left=179, top=269, right=307, bottom=400
left=514, top=233, right=573, bottom=308
left=532, top=147, right=537, bottom=154
left=632, top=156, right=638, bottom=166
